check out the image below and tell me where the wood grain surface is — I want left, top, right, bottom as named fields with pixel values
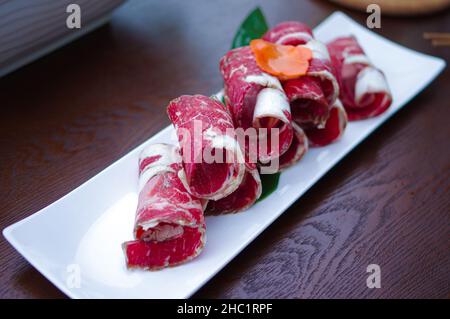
left=0, top=0, right=125, bottom=76
left=0, top=0, right=449, bottom=299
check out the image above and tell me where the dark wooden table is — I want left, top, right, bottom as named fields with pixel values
left=0, top=0, right=449, bottom=299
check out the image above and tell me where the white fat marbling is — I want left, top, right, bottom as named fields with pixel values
left=355, top=66, right=390, bottom=103
left=139, top=143, right=180, bottom=167
left=299, top=39, right=330, bottom=61
left=140, top=220, right=160, bottom=231
left=138, top=143, right=181, bottom=192
left=275, top=31, right=313, bottom=45
left=333, top=98, right=344, bottom=109
left=253, top=88, right=290, bottom=124
left=142, top=224, right=184, bottom=241
left=333, top=98, right=348, bottom=134
left=177, top=127, right=245, bottom=201
left=343, top=54, right=371, bottom=65
left=245, top=73, right=283, bottom=91
left=306, top=69, right=340, bottom=106
left=211, top=133, right=245, bottom=200
left=205, top=129, right=241, bottom=157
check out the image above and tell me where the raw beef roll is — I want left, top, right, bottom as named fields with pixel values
left=304, top=98, right=348, bottom=147
left=123, top=143, right=206, bottom=270
left=167, top=95, right=245, bottom=200
left=205, top=162, right=262, bottom=215
left=220, top=46, right=294, bottom=162
left=327, top=36, right=392, bottom=120
left=263, top=22, right=339, bottom=129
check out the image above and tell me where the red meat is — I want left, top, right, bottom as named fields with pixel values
left=220, top=46, right=294, bottom=162
left=123, top=143, right=206, bottom=270
left=205, top=162, right=262, bottom=214
left=278, top=122, right=308, bottom=170
left=327, top=36, right=392, bottom=120
left=167, top=95, right=245, bottom=200
left=263, top=21, right=339, bottom=129
left=304, top=99, right=348, bottom=147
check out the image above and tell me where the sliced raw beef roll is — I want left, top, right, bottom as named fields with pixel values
left=220, top=46, right=294, bottom=163
left=123, top=143, right=206, bottom=270
left=327, top=36, right=392, bottom=120
left=167, top=95, right=245, bottom=200
left=205, top=162, right=262, bottom=215
left=263, top=22, right=339, bottom=129
left=304, top=99, right=348, bottom=147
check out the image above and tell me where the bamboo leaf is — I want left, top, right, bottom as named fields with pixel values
left=257, top=172, right=281, bottom=201
left=231, top=7, right=268, bottom=49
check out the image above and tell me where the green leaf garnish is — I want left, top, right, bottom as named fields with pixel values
left=257, top=172, right=280, bottom=201
left=231, top=7, right=269, bottom=49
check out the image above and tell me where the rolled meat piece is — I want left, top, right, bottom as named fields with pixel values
left=220, top=46, right=294, bottom=162
left=263, top=22, right=339, bottom=129
left=304, top=98, right=348, bottom=147
left=123, top=143, right=206, bottom=270
left=283, top=76, right=329, bottom=128
left=327, top=36, right=392, bottom=120
left=205, top=162, right=262, bottom=215
left=167, top=95, right=245, bottom=200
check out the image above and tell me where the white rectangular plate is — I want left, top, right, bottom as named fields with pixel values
left=3, top=12, right=445, bottom=299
